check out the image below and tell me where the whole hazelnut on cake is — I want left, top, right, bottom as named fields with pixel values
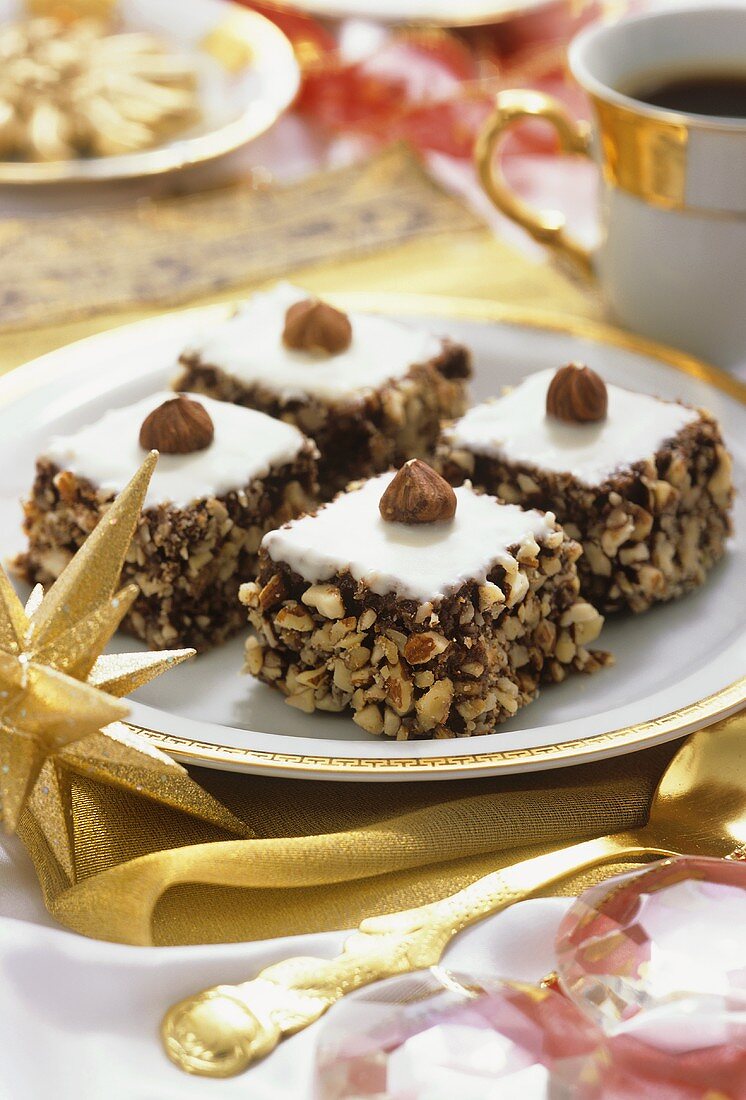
left=379, top=459, right=457, bottom=524
left=282, top=297, right=352, bottom=356
left=546, top=363, right=608, bottom=423
left=139, top=394, right=214, bottom=454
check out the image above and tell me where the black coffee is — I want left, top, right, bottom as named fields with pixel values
left=630, top=71, right=746, bottom=119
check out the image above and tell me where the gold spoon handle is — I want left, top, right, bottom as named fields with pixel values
left=162, top=830, right=674, bottom=1078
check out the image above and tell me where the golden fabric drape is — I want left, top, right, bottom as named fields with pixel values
left=22, top=725, right=742, bottom=947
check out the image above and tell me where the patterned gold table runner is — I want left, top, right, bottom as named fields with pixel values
left=0, top=145, right=599, bottom=372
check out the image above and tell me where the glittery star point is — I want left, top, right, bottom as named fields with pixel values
left=0, top=451, right=196, bottom=835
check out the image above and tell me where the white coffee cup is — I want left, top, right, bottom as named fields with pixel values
left=476, top=3, right=746, bottom=367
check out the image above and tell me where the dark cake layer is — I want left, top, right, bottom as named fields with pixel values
left=17, top=446, right=318, bottom=652
left=175, top=340, right=471, bottom=497
left=439, top=413, right=733, bottom=614
left=240, top=523, right=609, bottom=740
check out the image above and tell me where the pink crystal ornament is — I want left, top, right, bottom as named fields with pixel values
left=556, top=856, right=746, bottom=1098
left=313, top=967, right=603, bottom=1100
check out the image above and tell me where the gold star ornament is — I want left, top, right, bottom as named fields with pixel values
left=0, top=451, right=197, bottom=835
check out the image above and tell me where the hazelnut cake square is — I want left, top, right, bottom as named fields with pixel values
left=17, top=393, right=319, bottom=652
left=239, top=460, right=608, bottom=741
left=174, top=283, right=471, bottom=497
left=438, top=364, right=734, bottom=614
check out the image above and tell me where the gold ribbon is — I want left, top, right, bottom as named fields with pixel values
left=22, top=729, right=726, bottom=946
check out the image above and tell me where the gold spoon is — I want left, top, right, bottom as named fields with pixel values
left=161, top=716, right=746, bottom=1078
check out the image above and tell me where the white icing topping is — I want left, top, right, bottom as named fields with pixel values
left=446, top=369, right=699, bottom=486
left=42, top=392, right=310, bottom=509
left=182, top=282, right=442, bottom=403
left=263, top=473, right=554, bottom=602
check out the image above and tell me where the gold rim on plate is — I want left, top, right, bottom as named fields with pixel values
left=0, top=5, right=299, bottom=185
left=121, top=295, right=745, bottom=776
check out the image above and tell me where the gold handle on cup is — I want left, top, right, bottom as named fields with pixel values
left=475, top=89, right=594, bottom=279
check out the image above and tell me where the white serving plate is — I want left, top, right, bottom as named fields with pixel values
left=266, top=0, right=576, bottom=26
left=1, top=294, right=743, bottom=780
left=0, top=0, right=299, bottom=184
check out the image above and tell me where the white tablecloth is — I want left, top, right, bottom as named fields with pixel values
left=0, top=835, right=570, bottom=1100
left=0, top=42, right=741, bottom=1096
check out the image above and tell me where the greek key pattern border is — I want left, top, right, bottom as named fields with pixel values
left=130, top=676, right=745, bottom=776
